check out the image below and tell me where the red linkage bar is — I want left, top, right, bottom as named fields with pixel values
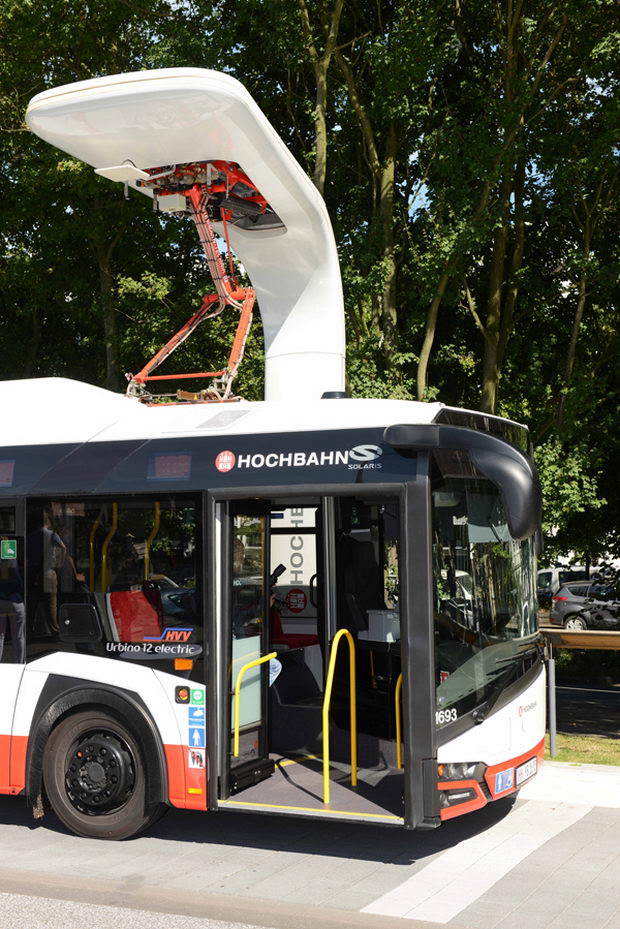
left=126, top=174, right=256, bottom=402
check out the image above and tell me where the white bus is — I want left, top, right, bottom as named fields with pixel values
left=0, top=69, right=545, bottom=839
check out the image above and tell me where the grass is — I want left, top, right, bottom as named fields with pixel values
left=545, top=732, right=620, bottom=766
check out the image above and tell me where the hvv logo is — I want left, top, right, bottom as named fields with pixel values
left=144, top=627, right=193, bottom=643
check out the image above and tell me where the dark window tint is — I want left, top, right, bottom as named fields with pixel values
left=559, top=584, right=590, bottom=598
left=431, top=459, right=538, bottom=726
left=559, top=569, right=589, bottom=585
left=589, top=584, right=618, bottom=602
left=0, top=505, right=25, bottom=664
left=0, top=445, right=80, bottom=496
left=26, top=497, right=203, bottom=679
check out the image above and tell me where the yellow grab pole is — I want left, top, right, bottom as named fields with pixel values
left=322, top=628, right=357, bottom=805
left=232, top=652, right=277, bottom=758
left=395, top=673, right=403, bottom=769
left=144, top=501, right=161, bottom=580
left=100, top=503, right=118, bottom=591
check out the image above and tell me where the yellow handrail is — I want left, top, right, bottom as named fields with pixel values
left=100, top=503, right=118, bottom=591
left=322, top=628, right=357, bottom=804
left=88, top=513, right=101, bottom=591
left=144, top=501, right=161, bottom=581
left=395, top=672, right=403, bottom=769
left=232, top=651, right=277, bottom=757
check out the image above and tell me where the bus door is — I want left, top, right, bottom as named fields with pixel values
left=226, top=504, right=274, bottom=793
left=222, top=502, right=324, bottom=797
left=0, top=500, right=26, bottom=792
left=220, top=495, right=406, bottom=826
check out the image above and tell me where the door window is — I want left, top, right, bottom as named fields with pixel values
left=230, top=512, right=269, bottom=769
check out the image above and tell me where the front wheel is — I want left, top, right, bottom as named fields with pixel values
left=564, top=614, right=588, bottom=630
left=43, top=710, right=162, bottom=840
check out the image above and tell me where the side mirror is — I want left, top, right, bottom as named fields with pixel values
left=59, top=603, right=103, bottom=643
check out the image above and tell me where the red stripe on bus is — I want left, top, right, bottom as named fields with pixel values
left=9, top=735, right=28, bottom=793
left=0, top=734, right=28, bottom=795
left=164, top=743, right=207, bottom=811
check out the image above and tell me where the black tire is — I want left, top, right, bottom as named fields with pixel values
left=563, top=614, right=588, bottom=630
left=43, top=710, right=161, bottom=840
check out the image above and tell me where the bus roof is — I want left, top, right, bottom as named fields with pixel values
left=0, top=377, right=529, bottom=448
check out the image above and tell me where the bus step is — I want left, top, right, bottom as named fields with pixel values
left=229, top=757, right=275, bottom=794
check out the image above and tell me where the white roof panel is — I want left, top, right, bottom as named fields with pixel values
left=1, top=377, right=447, bottom=446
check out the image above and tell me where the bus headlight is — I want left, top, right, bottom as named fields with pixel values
left=438, top=762, right=480, bottom=780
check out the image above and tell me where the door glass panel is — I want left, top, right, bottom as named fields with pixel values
left=230, top=513, right=268, bottom=768
left=269, top=506, right=321, bottom=659
left=0, top=505, right=25, bottom=663
left=333, top=498, right=401, bottom=741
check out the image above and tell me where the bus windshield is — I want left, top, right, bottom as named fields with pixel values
left=432, top=469, right=538, bottom=724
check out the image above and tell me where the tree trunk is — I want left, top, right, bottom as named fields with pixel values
left=22, top=306, right=42, bottom=378
left=297, top=0, right=344, bottom=196
left=416, top=264, right=452, bottom=401
left=95, top=241, right=121, bottom=391
left=556, top=243, right=589, bottom=429
left=497, top=157, right=526, bottom=373
left=313, top=65, right=329, bottom=194
left=480, top=177, right=511, bottom=413
left=379, top=123, right=398, bottom=358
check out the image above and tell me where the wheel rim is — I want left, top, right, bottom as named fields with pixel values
left=64, top=729, right=135, bottom=815
left=565, top=617, right=585, bottom=630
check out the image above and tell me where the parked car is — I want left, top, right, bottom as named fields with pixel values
left=550, top=581, right=620, bottom=630
left=537, top=567, right=590, bottom=606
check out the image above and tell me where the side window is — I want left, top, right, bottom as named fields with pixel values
left=26, top=498, right=202, bottom=675
left=570, top=585, right=589, bottom=597
left=591, top=585, right=618, bottom=603
left=0, top=505, right=25, bottom=664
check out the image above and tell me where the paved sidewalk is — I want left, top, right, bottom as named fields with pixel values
left=363, top=762, right=620, bottom=927
left=0, top=761, right=618, bottom=929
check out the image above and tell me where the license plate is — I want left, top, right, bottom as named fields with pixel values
left=516, top=756, right=537, bottom=785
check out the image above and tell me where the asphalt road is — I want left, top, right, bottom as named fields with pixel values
left=554, top=683, right=620, bottom=738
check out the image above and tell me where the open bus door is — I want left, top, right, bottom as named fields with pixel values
left=218, top=494, right=410, bottom=826
left=224, top=504, right=275, bottom=794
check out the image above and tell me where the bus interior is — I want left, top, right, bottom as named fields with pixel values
left=223, top=496, right=404, bottom=824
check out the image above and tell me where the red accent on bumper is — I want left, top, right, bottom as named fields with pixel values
left=438, top=737, right=545, bottom=821
left=485, top=738, right=545, bottom=800
left=164, top=743, right=208, bottom=811
left=438, top=779, right=487, bottom=821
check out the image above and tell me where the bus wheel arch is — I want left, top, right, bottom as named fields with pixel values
left=27, top=686, right=168, bottom=839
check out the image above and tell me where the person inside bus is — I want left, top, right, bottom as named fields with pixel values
left=27, top=510, right=66, bottom=636
left=0, top=552, right=25, bottom=663
left=27, top=509, right=85, bottom=637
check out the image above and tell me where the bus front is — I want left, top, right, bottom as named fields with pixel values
left=386, top=416, right=544, bottom=823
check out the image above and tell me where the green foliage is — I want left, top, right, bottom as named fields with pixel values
left=0, top=0, right=618, bottom=558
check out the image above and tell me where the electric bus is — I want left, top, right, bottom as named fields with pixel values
left=0, top=69, right=545, bottom=839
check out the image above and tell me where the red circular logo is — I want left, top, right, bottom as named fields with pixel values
left=285, top=588, right=307, bottom=614
left=215, top=450, right=236, bottom=473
